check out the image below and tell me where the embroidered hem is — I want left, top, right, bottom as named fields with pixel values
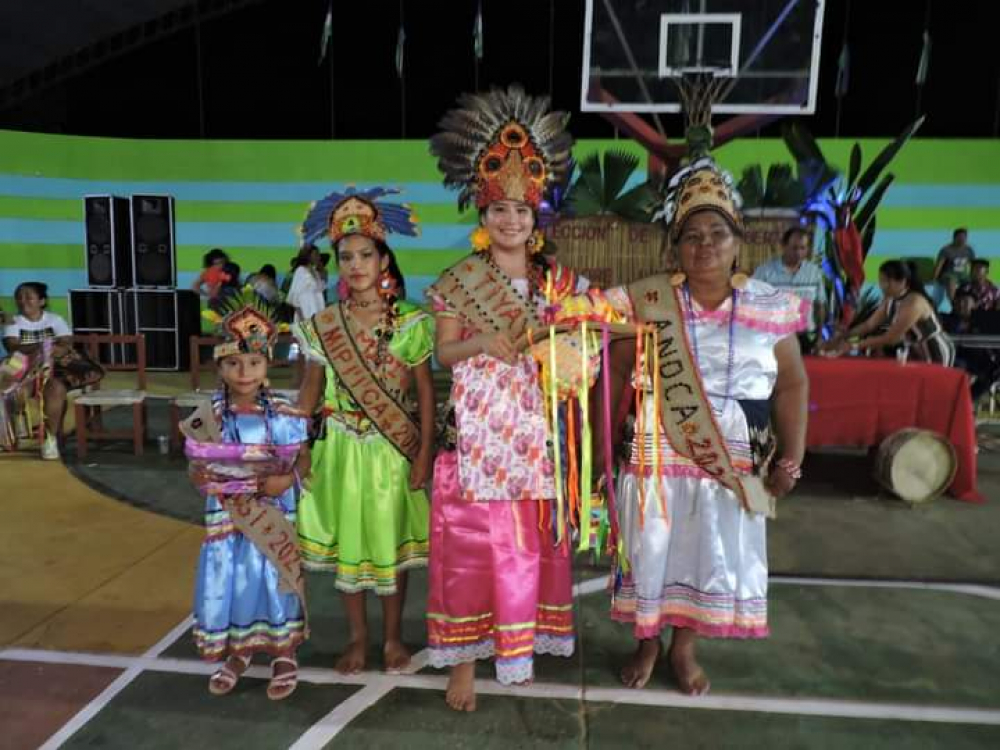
left=194, top=620, right=306, bottom=661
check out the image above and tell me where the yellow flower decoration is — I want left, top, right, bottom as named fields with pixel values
left=528, top=229, right=545, bottom=255
left=470, top=225, right=491, bottom=252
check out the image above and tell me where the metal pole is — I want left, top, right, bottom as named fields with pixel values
left=548, top=0, right=555, bottom=96
left=915, top=0, right=932, bottom=120
left=600, top=0, right=667, bottom=139
left=328, top=29, right=335, bottom=138
left=400, top=0, right=406, bottom=138
left=834, top=0, right=851, bottom=137
left=194, top=5, right=206, bottom=138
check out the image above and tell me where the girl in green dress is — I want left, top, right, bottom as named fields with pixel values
left=294, top=188, right=434, bottom=674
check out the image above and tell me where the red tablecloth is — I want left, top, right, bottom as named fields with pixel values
left=805, top=357, right=982, bottom=502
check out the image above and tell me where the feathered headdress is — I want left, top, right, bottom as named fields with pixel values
left=300, top=186, right=419, bottom=247
left=430, top=84, right=573, bottom=211
left=203, top=288, right=281, bottom=360
left=655, top=157, right=744, bottom=239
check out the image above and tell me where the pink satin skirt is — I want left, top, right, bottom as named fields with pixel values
left=426, top=451, right=575, bottom=685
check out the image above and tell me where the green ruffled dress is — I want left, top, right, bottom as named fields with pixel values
left=294, top=301, right=432, bottom=595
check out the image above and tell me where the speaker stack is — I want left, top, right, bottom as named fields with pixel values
left=73, top=194, right=199, bottom=371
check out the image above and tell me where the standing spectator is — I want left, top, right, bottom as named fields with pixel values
left=318, top=252, right=332, bottom=304
left=753, top=226, right=826, bottom=351
left=280, top=257, right=297, bottom=298
left=933, top=228, right=976, bottom=301
left=955, top=259, right=999, bottom=311
left=286, top=245, right=326, bottom=323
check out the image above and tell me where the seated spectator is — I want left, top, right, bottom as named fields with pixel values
left=955, top=259, right=999, bottom=311
left=753, top=226, right=825, bottom=351
left=209, top=262, right=242, bottom=314
left=943, top=291, right=1000, bottom=403
left=248, top=264, right=280, bottom=303
left=192, top=248, right=231, bottom=301
left=2, top=282, right=104, bottom=459
left=824, top=260, right=954, bottom=366
left=923, top=280, right=953, bottom=315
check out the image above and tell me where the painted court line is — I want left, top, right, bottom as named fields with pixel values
left=770, top=576, right=1000, bottom=601
left=7, top=575, right=999, bottom=747
left=287, top=683, right=394, bottom=750
left=33, top=616, right=193, bottom=750
left=4, top=647, right=999, bottom=727
left=581, top=687, right=1000, bottom=726
left=572, top=575, right=608, bottom=597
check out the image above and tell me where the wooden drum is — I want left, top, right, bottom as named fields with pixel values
left=874, top=428, right=957, bottom=504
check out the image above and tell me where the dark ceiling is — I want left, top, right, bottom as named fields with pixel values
left=0, top=0, right=997, bottom=141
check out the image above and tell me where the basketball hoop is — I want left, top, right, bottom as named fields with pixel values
left=672, top=70, right=730, bottom=158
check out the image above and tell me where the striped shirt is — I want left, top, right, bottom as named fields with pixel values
left=752, top=258, right=825, bottom=331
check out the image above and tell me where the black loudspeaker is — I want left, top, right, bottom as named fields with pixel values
left=124, top=289, right=200, bottom=371
left=68, top=288, right=130, bottom=364
left=84, top=196, right=132, bottom=287
left=130, top=194, right=176, bottom=287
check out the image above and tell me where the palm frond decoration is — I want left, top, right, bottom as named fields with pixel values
left=785, top=116, right=925, bottom=332
left=566, top=150, right=659, bottom=222
left=737, top=163, right=806, bottom=209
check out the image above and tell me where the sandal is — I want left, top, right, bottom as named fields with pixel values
left=267, top=656, right=298, bottom=701
left=208, top=653, right=250, bottom=696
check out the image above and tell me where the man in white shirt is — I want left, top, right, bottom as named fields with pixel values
left=753, top=227, right=826, bottom=351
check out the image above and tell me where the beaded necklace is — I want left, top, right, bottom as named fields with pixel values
left=682, top=284, right=738, bottom=403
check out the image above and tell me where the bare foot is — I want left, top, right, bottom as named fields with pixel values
left=620, top=638, right=661, bottom=689
left=335, top=639, right=367, bottom=674
left=383, top=639, right=411, bottom=673
left=445, top=662, right=476, bottom=712
left=668, top=644, right=710, bottom=696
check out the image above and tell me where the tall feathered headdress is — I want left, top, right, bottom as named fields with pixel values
left=655, top=157, right=744, bottom=239
left=430, top=84, right=573, bottom=211
left=203, top=288, right=281, bottom=360
left=300, top=186, right=419, bottom=247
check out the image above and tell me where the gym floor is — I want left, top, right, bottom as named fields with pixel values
left=2, top=377, right=998, bottom=749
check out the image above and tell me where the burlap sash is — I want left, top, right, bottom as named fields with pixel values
left=628, top=275, right=774, bottom=516
left=224, top=495, right=308, bottom=613
left=425, top=253, right=542, bottom=339
left=313, top=303, right=421, bottom=461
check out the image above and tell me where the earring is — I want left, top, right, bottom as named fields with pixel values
left=377, top=269, right=398, bottom=300
left=470, top=226, right=491, bottom=252
left=669, top=272, right=687, bottom=287
left=336, top=277, right=349, bottom=300
left=728, top=257, right=748, bottom=291
left=527, top=229, right=546, bottom=255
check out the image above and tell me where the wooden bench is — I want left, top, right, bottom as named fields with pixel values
left=72, top=334, right=148, bottom=458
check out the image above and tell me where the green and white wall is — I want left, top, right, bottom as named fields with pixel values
left=0, top=128, right=997, bottom=321
left=714, top=138, right=1000, bottom=281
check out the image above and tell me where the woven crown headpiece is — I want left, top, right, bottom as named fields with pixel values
left=655, top=157, right=743, bottom=238
left=300, top=186, right=419, bottom=247
left=430, top=84, right=573, bottom=211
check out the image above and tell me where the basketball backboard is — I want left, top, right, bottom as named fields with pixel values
left=581, top=0, right=826, bottom=114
